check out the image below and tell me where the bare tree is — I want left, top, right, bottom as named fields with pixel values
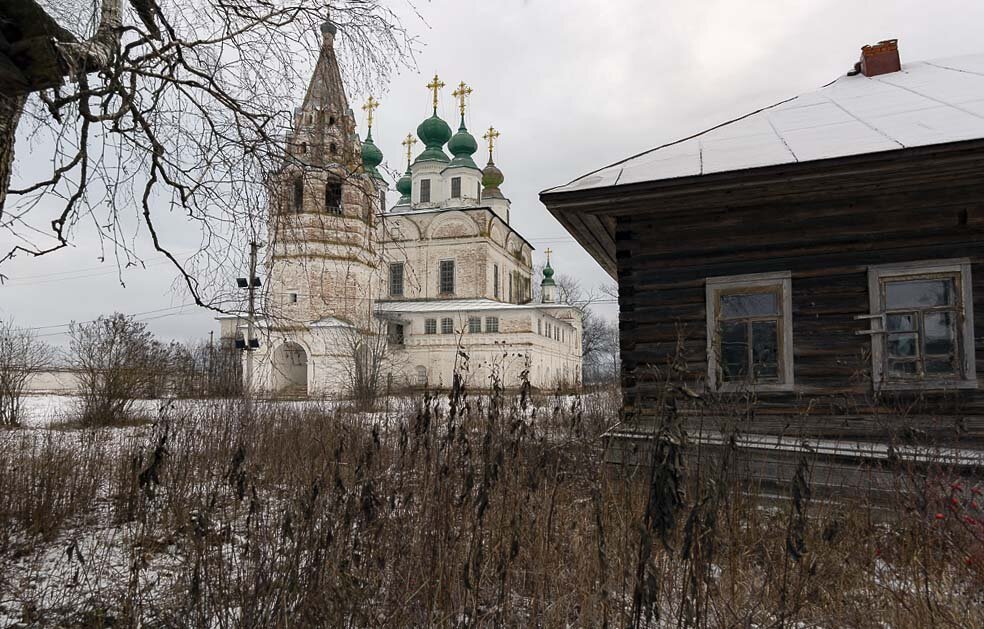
left=1, top=0, right=412, bottom=310
left=338, top=315, right=401, bottom=408
left=68, top=312, right=168, bottom=425
left=0, top=318, right=51, bottom=426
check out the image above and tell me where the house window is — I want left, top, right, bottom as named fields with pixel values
left=439, top=260, right=455, bottom=294
left=865, top=260, right=976, bottom=389
left=451, top=176, right=461, bottom=198
left=424, top=318, right=437, bottom=335
left=441, top=317, right=454, bottom=334
left=705, top=271, right=794, bottom=391
left=420, top=178, right=431, bottom=203
left=388, top=323, right=405, bottom=345
left=485, top=316, right=499, bottom=333
left=468, top=317, right=481, bottom=333
left=389, top=262, right=404, bottom=297
left=325, top=179, right=342, bottom=214
left=293, top=176, right=304, bottom=212
left=493, top=264, right=500, bottom=299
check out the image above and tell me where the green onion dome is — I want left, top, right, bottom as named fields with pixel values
left=396, top=168, right=412, bottom=204
left=481, top=158, right=505, bottom=197
left=447, top=118, right=479, bottom=170
left=541, top=260, right=556, bottom=287
left=361, top=130, right=384, bottom=180
left=415, top=114, right=452, bottom=163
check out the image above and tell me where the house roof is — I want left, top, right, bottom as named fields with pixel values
left=375, top=298, right=577, bottom=314
left=545, top=54, right=984, bottom=194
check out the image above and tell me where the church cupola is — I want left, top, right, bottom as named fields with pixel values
left=360, top=96, right=385, bottom=182
left=481, top=126, right=505, bottom=198
left=395, top=133, right=415, bottom=207
left=414, top=74, right=452, bottom=164
left=447, top=82, right=479, bottom=170
left=540, top=248, right=558, bottom=304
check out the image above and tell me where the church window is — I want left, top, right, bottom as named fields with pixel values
left=439, top=260, right=455, bottom=294
left=328, top=115, right=336, bottom=126
left=425, top=319, right=437, bottom=334
left=325, top=179, right=343, bottom=214
left=330, top=142, right=338, bottom=155
left=493, top=264, right=500, bottom=299
left=441, top=317, right=454, bottom=334
left=537, top=319, right=542, bottom=335
left=509, top=275, right=513, bottom=303
left=420, top=179, right=431, bottom=203
left=389, top=262, right=404, bottom=297
left=300, top=142, right=307, bottom=154
left=546, top=322, right=551, bottom=338
left=379, top=189, right=386, bottom=211
left=477, top=182, right=482, bottom=200
left=292, top=176, right=304, bottom=212
left=388, top=323, right=405, bottom=345
left=415, top=366, right=427, bottom=386
left=485, top=317, right=499, bottom=333
left=451, top=176, right=461, bottom=199
left=288, top=292, right=298, bottom=304
left=468, top=317, right=481, bottom=333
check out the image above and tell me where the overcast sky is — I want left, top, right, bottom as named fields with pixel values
left=4, top=0, right=984, bottom=347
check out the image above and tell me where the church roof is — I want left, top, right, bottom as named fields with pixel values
left=375, top=299, right=577, bottom=314
left=545, top=53, right=984, bottom=194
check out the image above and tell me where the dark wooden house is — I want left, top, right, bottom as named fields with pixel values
left=541, top=42, right=984, bottom=494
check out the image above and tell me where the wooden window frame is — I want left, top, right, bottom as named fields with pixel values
left=865, top=259, right=976, bottom=390
left=705, top=271, right=794, bottom=392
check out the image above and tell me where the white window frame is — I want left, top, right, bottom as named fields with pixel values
left=865, top=259, right=976, bottom=390
left=705, top=271, right=794, bottom=393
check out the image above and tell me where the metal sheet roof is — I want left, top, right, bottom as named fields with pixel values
left=547, top=54, right=984, bottom=194
left=375, top=298, right=576, bottom=314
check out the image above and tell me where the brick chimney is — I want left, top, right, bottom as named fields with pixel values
left=856, top=39, right=901, bottom=77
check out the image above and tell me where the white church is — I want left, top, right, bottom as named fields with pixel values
left=219, top=20, right=583, bottom=396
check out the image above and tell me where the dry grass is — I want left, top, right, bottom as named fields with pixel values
left=0, top=385, right=982, bottom=628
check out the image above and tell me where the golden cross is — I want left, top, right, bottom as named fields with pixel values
left=545, top=248, right=553, bottom=264
left=401, top=133, right=417, bottom=166
left=451, top=81, right=473, bottom=117
left=361, top=96, right=380, bottom=130
left=426, top=74, right=445, bottom=112
left=483, top=126, right=500, bottom=160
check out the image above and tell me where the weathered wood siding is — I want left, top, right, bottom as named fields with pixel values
left=617, top=175, right=984, bottom=447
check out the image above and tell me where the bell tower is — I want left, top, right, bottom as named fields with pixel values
left=267, top=19, right=384, bottom=330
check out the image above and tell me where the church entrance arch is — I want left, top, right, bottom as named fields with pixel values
left=272, top=342, right=308, bottom=395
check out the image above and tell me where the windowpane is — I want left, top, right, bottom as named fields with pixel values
left=468, top=317, right=481, bottom=333
left=441, top=318, right=453, bottom=334
left=886, top=313, right=916, bottom=332
left=485, top=317, right=499, bottom=333
left=424, top=319, right=436, bottom=334
left=751, top=321, right=779, bottom=380
left=720, top=321, right=748, bottom=382
left=420, top=179, right=431, bottom=203
left=439, top=260, right=455, bottom=294
left=888, top=360, right=918, bottom=377
left=885, top=279, right=955, bottom=309
left=389, top=262, right=404, bottom=297
left=924, top=312, right=956, bottom=356
left=720, top=292, right=778, bottom=318
left=926, top=358, right=957, bottom=375
left=887, top=333, right=918, bottom=359
left=325, top=180, right=342, bottom=214
left=451, top=177, right=461, bottom=198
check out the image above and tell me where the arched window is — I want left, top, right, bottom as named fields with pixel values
left=293, top=176, right=304, bottom=212
left=325, top=178, right=342, bottom=214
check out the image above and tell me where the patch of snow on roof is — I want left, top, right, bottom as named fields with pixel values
left=548, top=54, right=984, bottom=193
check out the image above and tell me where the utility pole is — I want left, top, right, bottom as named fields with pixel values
left=245, top=240, right=259, bottom=397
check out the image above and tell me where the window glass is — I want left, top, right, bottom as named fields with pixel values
left=389, top=262, right=404, bottom=297
left=441, top=317, right=453, bottom=334
left=713, top=285, right=785, bottom=385
left=439, top=260, right=455, bottom=294
left=424, top=319, right=437, bottom=334
left=720, top=292, right=778, bottom=318
left=485, top=317, right=499, bottom=333
left=879, top=275, right=961, bottom=380
left=293, top=176, right=304, bottom=211
left=420, top=179, right=431, bottom=203
left=325, top=179, right=342, bottom=214
left=468, top=317, right=481, bottom=333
